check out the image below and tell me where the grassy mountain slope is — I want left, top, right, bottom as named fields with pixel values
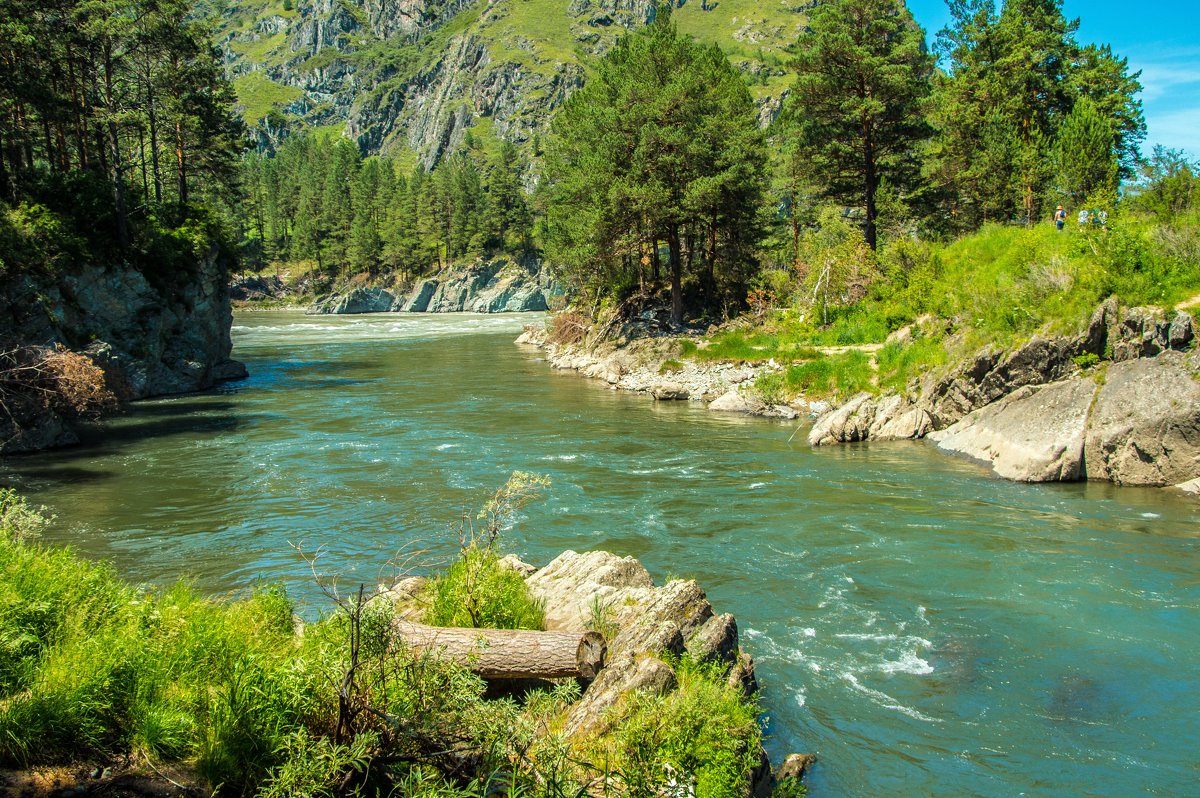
left=210, top=0, right=809, bottom=164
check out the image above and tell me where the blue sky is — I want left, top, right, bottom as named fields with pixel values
left=906, top=0, right=1200, bottom=158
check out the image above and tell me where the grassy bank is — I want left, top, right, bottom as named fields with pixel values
left=0, top=486, right=771, bottom=797
left=677, top=212, right=1200, bottom=403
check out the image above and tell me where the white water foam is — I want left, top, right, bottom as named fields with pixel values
left=841, top=673, right=943, bottom=723
left=877, top=650, right=934, bottom=676
left=749, top=482, right=767, bottom=489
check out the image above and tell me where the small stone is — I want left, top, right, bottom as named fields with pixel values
left=776, top=753, right=817, bottom=783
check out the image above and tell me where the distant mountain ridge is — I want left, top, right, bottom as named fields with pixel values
left=213, top=0, right=810, bottom=165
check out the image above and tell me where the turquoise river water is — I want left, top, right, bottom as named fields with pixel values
left=2, top=311, right=1198, bottom=796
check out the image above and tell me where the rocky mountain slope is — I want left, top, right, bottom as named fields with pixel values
left=212, top=0, right=807, bottom=166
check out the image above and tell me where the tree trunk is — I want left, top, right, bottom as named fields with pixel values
left=175, top=118, right=187, bottom=207
left=147, top=68, right=161, bottom=204
left=394, top=621, right=606, bottom=681
left=667, top=224, right=683, bottom=327
left=104, top=44, right=129, bottom=249
left=863, top=131, right=878, bottom=251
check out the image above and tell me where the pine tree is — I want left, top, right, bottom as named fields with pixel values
left=1054, top=96, right=1118, bottom=205
left=785, top=0, right=934, bottom=250
left=545, top=2, right=767, bottom=325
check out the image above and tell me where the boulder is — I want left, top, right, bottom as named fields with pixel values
left=1083, top=351, right=1200, bottom=486
left=309, top=287, right=397, bottom=315
left=920, top=336, right=1082, bottom=429
left=1176, top=478, right=1200, bottom=495
left=651, top=381, right=689, bottom=400
left=708, top=389, right=767, bottom=415
left=928, top=378, right=1097, bottom=482
left=525, top=550, right=757, bottom=743
left=808, top=393, right=876, bottom=446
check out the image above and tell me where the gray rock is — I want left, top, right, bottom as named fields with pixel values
left=928, top=379, right=1097, bottom=482
left=1176, top=478, right=1200, bottom=495
left=776, top=753, right=817, bottom=783
left=708, top=389, right=767, bottom=415
left=685, top=612, right=739, bottom=668
left=1, top=245, right=243, bottom=406
left=401, top=279, right=439, bottom=312
left=808, top=393, right=876, bottom=446
left=1083, top=351, right=1200, bottom=486
left=308, top=286, right=397, bottom=315
left=651, top=380, right=689, bottom=400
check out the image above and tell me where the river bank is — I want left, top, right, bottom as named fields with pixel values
left=518, top=300, right=1200, bottom=492
left=231, top=256, right=558, bottom=317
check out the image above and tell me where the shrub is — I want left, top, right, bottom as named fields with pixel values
left=604, top=657, right=763, bottom=798
left=423, top=543, right=545, bottom=631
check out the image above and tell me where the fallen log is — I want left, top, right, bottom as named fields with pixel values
left=394, top=621, right=606, bottom=681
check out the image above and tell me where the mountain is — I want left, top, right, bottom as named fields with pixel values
left=211, top=0, right=811, bottom=167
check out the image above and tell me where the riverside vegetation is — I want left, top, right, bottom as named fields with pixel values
left=0, top=477, right=784, bottom=797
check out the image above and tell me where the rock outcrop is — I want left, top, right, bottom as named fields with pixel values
left=0, top=247, right=247, bottom=454
left=387, top=548, right=801, bottom=795
left=928, top=379, right=1096, bottom=482
left=218, top=0, right=804, bottom=171
left=810, top=301, right=1200, bottom=488
left=1082, top=350, right=1200, bottom=486
left=308, top=258, right=553, bottom=315
left=520, top=550, right=776, bottom=792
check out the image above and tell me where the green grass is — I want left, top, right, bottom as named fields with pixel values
left=233, top=72, right=303, bottom=126
left=602, top=656, right=764, bottom=798
left=693, top=212, right=1200, bottom=399
left=683, top=329, right=825, bottom=362
left=875, top=335, right=948, bottom=395
left=422, top=542, right=545, bottom=630
left=228, top=32, right=288, bottom=64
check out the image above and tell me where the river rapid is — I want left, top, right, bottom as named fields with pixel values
left=3, top=311, right=1198, bottom=796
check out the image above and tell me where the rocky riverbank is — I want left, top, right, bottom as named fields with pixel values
left=517, top=317, right=821, bottom=420
left=0, top=247, right=247, bottom=454
left=521, top=299, right=1200, bottom=491
left=305, top=257, right=555, bottom=315
left=808, top=299, right=1200, bottom=490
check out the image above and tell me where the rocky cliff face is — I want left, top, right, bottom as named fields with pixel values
left=219, top=0, right=802, bottom=167
left=0, top=250, right=247, bottom=453
left=308, top=256, right=556, bottom=314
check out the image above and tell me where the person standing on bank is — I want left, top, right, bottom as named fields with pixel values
left=1054, top=205, right=1066, bottom=231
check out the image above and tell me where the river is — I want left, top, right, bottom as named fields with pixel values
left=2, top=311, right=1197, bottom=796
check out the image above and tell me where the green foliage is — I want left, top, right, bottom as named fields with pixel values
left=545, top=4, right=769, bottom=325
left=424, top=473, right=548, bottom=631
left=929, top=0, right=1144, bottom=228
left=783, top=0, right=933, bottom=249
left=0, top=488, right=52, bottom=542
left=238, top=130, right=534, bottom=280
left=423, top=544, right=545, bottom=631
left=606, top=656, right=763, bottom=798
left=1054, top=97, right=1119, bottom=206
left=782, top=351, right=875, bottom=399
left=876, top=336, right=948, bottom=394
